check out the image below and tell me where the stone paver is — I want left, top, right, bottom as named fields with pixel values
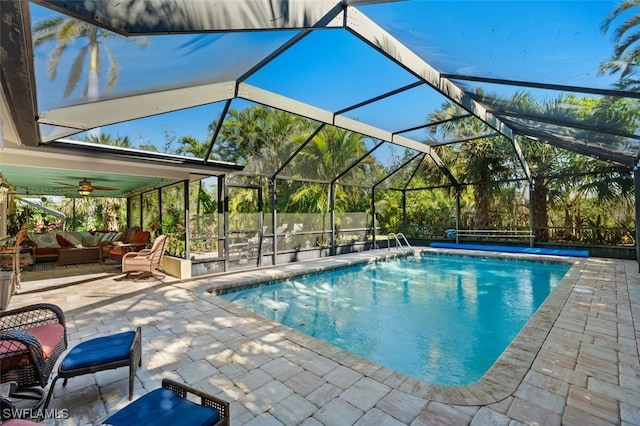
left=10, top=249, right=640, bottom=425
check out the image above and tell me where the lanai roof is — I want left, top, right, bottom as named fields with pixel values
left=1, top=0, right=638, bottom=195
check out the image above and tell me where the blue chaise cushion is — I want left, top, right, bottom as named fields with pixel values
left=60, top=331, right=135, bottom=371
left=103, top=387, right=221, bottom=426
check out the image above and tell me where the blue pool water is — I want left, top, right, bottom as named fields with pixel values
left=220, top=254, right=571, bottom=385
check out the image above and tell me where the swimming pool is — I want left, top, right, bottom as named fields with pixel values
left=220, top=253, right=571, bottom=385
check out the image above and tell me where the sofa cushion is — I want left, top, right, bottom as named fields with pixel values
left=60, top=330, right=135, bottom=371
left=29, top=233, right=60, bottom=248
left=96, top=232, right=117, bottom=244
left=81, top=234, right=99, bottom=247
left=0, top=323, right=65, bottom=368
left=132, top=232, right=150, bottom=244
left=28, top=323, right=65, bottom=358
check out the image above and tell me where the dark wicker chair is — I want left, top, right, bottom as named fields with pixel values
left=1, top=393, right=40, bottom=424
left=0, top=304, right=67, bottom=401
left=102, top=378, right=230, bottom=426
left=98, top=226, right=140, bottom=262
left=108, top=231, right=151, bottom=263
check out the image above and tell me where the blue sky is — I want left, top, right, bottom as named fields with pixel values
left=30, top=1, right=625, bottom=154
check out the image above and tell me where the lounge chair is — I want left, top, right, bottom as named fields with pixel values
left=3, top=379, right=229, bottom=425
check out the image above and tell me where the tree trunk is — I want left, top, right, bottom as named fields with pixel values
left=88, top=38, right=101, bottom=138
left=474, top=183, right=491, bottom=229
left=532, top=178, right=549, bottom=242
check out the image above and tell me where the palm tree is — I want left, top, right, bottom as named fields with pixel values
left=427, top=96, right=515, bottom=229
left=86, top=133, right=132, bottom=148
left=290, top=126, right=371, bottom=212
left=75, top=133, right=130, bottom=230
left=214, top=106, right=312, bottom=173
left=176, top=136, right=222, bottom=249
left=175, top=136, right=209, bottom=158
left=519, top=137, right=564, bottom=241
left=600, top=0, right=640, bottom=89
left=32, top=14, right=149, bottom=111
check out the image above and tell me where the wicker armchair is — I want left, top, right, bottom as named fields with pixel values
left=0, top=224, right=28, bottom=292
left=1, top=391, right=40, bottom=423
left=0, top=304, right=67, bottom=401
left=108, top=231, right=151, bottom=263
left=121, top=234, right=169, bottom=281
left=99, top=226, right=140, bottom=262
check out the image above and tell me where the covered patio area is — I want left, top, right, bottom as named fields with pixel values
left=9, top=249, right=640, bottom=425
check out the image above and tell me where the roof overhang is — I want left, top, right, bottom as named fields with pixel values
left=0, top=141, right=243, bottom=196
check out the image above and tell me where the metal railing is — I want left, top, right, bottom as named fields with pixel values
left=388, top=232, right=414, bottom=255
left=453, top=229, right=533, bottom=247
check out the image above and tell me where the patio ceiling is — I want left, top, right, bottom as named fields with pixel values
left=1, top=164, right=169, bottom=199
left=1, top=0, right=639, bottom=194
left=0, top=141, right=242, bottom=197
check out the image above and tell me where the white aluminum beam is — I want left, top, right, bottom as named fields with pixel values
left=33, top=0, right=345, bottom=35
left=240, top=83, right=441, bottom=156
left=334, top=115, right=392, bottom=141
left=36, top=81, right=237, bottom=142
left=238, top=83, right=335, bottom=127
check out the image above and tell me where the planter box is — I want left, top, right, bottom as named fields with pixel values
left=0, top=270, right=13, bottom=310
left=162, top=256, right=191, bottom=279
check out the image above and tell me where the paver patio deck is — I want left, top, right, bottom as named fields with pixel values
left=5, top=249, right=640, bottom=425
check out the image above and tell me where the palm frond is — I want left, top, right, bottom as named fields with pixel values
left=613, top=28, right=640, bottom=58
left=48, top=44, right=65, bottom=80
left=32, top=17, right=65, bottom=46
left=64, top=46, right=88, bottom=98
left=601, top=0, right=640, bottom=35
left=104, top=45, right=120, bottom=92
left=58, top=19, right=83, bottom=45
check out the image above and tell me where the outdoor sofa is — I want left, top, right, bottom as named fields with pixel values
left=26, top=230, right=123, bottom=264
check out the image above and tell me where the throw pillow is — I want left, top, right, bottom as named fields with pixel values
left=56, top=233, right=76, bottom=248
left=34, top=233, right=60, bottom=248
left=57, top=231, right=83, bottom=248
left=81, top=234, right=99, bottom=247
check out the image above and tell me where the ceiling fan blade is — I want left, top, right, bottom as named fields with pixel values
left=52, top=181, right=78, bottom=188
left=91, top=185, right=118, bottom=191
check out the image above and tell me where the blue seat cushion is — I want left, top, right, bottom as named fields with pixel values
left=60, top=331, right=135, bottom=372
left=103, top=387, right=221, bottom=426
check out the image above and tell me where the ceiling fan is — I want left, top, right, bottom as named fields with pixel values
left=54, top=178, right=118, bottom=196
